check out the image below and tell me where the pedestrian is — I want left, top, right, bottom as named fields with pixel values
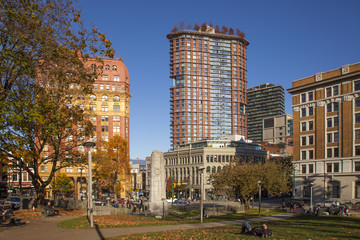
left=132, top=205, right=137, bottom=215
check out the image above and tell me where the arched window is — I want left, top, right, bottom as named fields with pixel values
left=102, top=95, right=108, bottom=101
left=90, top=94, right=96, bottom=101
left=112, top=65, right=117, bottom=71
left=113, top=95, right=120, bottom=102
left=105, top=64, right=110, bottom=70
left=217, top=166, right=221, bottom=172
left=91, top=64, right=96, bottom=71
left=212, top=166, right=216, bottom=173
left=206, top=166, right=210, bottom=173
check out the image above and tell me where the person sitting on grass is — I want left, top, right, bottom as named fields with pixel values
left=241, top=220, right=272, bottom=238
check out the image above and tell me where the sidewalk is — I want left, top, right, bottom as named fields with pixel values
left=0, top=213, right=293, bottom=240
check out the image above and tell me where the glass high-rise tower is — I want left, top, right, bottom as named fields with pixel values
left=167, top=25, right=249, bottom=147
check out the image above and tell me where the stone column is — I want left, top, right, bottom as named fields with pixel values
left=149, top=150, right=167, bottom=217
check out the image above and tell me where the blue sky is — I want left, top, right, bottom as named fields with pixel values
left=77, top=0, right=360, bottom=160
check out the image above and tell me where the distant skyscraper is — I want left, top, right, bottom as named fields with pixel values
left=167, top=25, right=249, bottom=147
left=247, top=83, right=285, bottom=142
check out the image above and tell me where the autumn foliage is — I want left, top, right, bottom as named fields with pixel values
left=211, top=158, right=292, bottom=208
left=93, top=136, right=131, bottom=199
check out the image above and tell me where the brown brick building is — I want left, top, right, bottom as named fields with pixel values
left=288, top=63, right=360, bottom=203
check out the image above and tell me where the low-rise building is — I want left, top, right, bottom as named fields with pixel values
left=163, top=135, right=267, bottom=200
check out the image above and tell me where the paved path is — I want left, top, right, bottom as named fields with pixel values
left=0, top=213, right=293, bottom=240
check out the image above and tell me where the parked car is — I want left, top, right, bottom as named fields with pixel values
left=5, top=196, right=21, bottom=209
left=165, top=198, right=177, bottom=203
left=315, top=200, right=340, bottom=207
left=93, top=199, right=106, bottom=206
left=174, top=199, right=190, bottom=204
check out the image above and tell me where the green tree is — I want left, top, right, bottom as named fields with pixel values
left=51, top=173, right=74, bottom=197
left=211, top=158, right=292, bottom=209
left=0, top=0, right=113, bottom=204
left=93, top=136, right=131, bottom=201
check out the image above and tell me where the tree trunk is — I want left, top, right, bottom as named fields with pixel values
left=32, top=180, right=46, bottom=207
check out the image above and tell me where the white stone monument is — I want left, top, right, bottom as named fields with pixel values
left=149, top=150, right=167, bottom=217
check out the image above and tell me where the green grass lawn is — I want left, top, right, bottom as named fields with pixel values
left=110, top=215, right=360, bottom=240
left=58, top=208, right=282, bottom=229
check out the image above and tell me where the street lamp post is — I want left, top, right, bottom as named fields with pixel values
left=257, top=181, right=262, bottom=216
left=83, top=140, right=96, bottom=228
left=198, top=167, right=205, bottom=223
left=310, top=182, right=315, bottom=212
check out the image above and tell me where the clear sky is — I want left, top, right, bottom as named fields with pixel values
left=77, top=0, right=360, bottom=160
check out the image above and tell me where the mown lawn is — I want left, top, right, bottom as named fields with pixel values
left=58, top=208, right=283, bottom=229
left=110, top=215, right=360, bottom=240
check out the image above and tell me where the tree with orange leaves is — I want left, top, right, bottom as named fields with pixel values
left=93, top=136, right=131, bottom=201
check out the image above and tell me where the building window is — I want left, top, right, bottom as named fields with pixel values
left=333, top=86, right=339, bottom=96
left=327, top=133, right=332, bottom=143
left=114, top=75, right=120, bottom=82
left=355, top=97, right=360, bottom=108
left=356, top=130, right=360, bottom=140
left=328, top=181, right=340, bottom=198
left=355, top=80, right=360, bottom=91
left=114, top=126, right=120, bottom=133
left=334, top=132, right=339, bottom=142
left=302, top=165, right=306, bottom=174
left=333, top=163, right=339, bottom=172
left=309, top=135, right=314, bottom=145
left=327, top=118, right=333, bottom=128
left=356, top=114, right=360, bottom=124
left=301, top=151, right=306, bottom=160
left=112, top=65, right=117, bottom=71
left=101, top=105, right=109, bottom=112
left=301, top=122, right=306, bottom=131
left=308, top=92, right=314, bottom=101
left=326, top=87, right=332, bottom=97
left=90, top=94, right=96, bottom=101
left=327, top=163, right=332, bottom=172
left=301, top=136, right=306, bottom=146
left=309, top=107, right=314, bottom=116
left=105, top=65, right=110, bottom=70
left=327, top=148, right=332, bottom=158
left=309, top=121, right=314, bottom=130
left=355, top=162, right=360, bottom=171
left=309, top=164, right=314, bottom=173
left=102, top=75, right=109, bottom=81
left=101, top=126, right=108, bottom=132
left=301, top=108, right=306, bottom=117
left=114, top=95, right=120, bottom=102
left=102, top=95, right=108, bottom=101
left=113, top=116, right=120, bottom=122
left=356, top=181, right=360, bottom=198
left=356, top=146, right=360, bottom=156
left=101, top=115, right=108, bottom=122
left=89, top=104, right=96, bottom=111
left=334, top=117, right=339, bottom=127
left=334, top=148, right=339, bottom=157
left=91, top=64, right=96, bottom=71
left=113, top=105, right=120, bottom=112
left=309, top=150, right=314, bottom=159
left=333, top=102, right=339, bottom=111
left=301, top=94, right=306, bottom=103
